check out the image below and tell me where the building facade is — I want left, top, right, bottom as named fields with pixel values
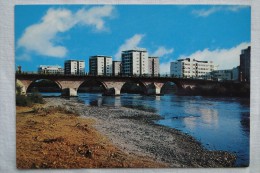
left=89, top=55, right=112, bottom=75
left=112, top=61, right=121, bottom=76
left=64, top=60, right=85, bottom=75
left=170, top=58, right=217, bottom=79
left=148, top=56, right=159, bottom=76
left=232, top=66, right=240, bottom=81
left=239, top=46, right=250, bottom=82
left=211, top=70, right=232, bottom=81
left=38, top=65, right=64, bottom=74
left=121, top=49, right=149, bottom=76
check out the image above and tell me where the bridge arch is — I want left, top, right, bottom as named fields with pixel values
left=77, top=79, right=109, bottom=93
left=26, top=78, right=62, bottom=94
left=120, top=80, right=147, bottom=95
left=160, top=81, right=179, bottom=94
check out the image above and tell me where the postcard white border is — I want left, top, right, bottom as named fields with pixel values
left=0, top=0, right=259, bottom=173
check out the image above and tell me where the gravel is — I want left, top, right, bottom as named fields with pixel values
left=44, top=97, right=236, bottom=168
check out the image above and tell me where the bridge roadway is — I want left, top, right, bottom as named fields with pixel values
left=16, top=73, right=220, bottom=96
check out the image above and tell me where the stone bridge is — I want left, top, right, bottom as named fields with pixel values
left=16, top=73, right=220, bottom=96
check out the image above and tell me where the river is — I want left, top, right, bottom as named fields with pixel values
left=41, top=92, right=250, bottom=166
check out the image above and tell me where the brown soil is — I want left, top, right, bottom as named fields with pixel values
left=16, top=105, right=167, bottom=169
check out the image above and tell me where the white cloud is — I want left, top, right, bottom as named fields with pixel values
left=114, top=34, right=145, bottom=60
left=179, top=42, right=250, bottom=70
left=192, top=5, right=248, bottom=17
left=75, top=5, right=114, bottom=31
left=160, top=62, right=171, bottom=75
left=151, top=46, right=173, bottom=58
left=17, top=5, right=114, bottom=58
left=192, top=6, right=222, bottom=17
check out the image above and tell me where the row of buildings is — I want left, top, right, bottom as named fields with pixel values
left=169, top=46, right=250, bottom=82
left=38, top=49, right=160, bottom=76
left=36, top=46, right=250, bottom=82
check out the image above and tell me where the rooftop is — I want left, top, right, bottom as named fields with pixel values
left=65, top=60, right=85, bottom=62
left=122, top=48, right=147, bottom=53
left=90, top=55, right=112, bottom=58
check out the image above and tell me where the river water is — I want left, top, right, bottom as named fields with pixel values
left=42, top=92, right=250, bottom=166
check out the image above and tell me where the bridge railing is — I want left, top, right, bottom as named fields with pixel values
left=16, top=71, right=224, bottom=81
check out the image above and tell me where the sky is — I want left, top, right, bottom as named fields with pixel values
left=15, top=5, right=251, bottom=74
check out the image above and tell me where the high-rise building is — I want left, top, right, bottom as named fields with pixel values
left=170, top=58, right=217, bottom=79
left=38, top=65, right=64, bottom=74
left=148, top=56, right=159, bottom=76
left=64, top=60, right=85, bottom=75
left=121, top=49, right=149, bottom=76
left=89, top=55, right=112, bottom=75
left=112, top=61, right=121, bottom=76
left=239, top=46, right=250, bottom=82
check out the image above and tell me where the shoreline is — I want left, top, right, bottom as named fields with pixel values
left=44, top=97, right=236, bottom=167
left=16, top=101, right=167, bottom=168
left=17, top=97, right=237, bottom=168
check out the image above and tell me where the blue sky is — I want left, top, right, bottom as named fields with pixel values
left=15, top=5, right=250, bottom=74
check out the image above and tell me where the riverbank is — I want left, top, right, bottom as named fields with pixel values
left=16, top=105, right=166, bottom=168
left=17, top=97, right=236, bottom=168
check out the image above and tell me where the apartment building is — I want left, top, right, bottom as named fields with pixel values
left=211, top=66, right=240, bottom=81
left=112, top=61, right=121, bottom=76
left=38, top=65, right=64, bottom=74
left=121, top=49, right=149, bottom=76
left=148, top=56, right=159, bottom=76
left=64, top=60, right=85, bottom=75
left=170, top=58, right=217, bottom=79
left=239, top=46, right=250, bottom=82
left=211, top=70, right=232, bottom=81
left=89, top=55, right=112, bottom=75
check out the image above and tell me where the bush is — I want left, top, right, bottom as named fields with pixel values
left=28, top=88, right=45, bottom=104
left=16, top=95, right=32, bottom=106
left=16, top=88, right=45, bottom=106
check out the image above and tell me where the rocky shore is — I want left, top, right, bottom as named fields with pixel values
left=42, top=97, right=236, bottom=168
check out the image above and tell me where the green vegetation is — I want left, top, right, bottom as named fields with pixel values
left=16, top=85, right=45, bottom=106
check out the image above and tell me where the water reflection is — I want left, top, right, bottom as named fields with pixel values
left=200, top=109, right=219, bottom=128
left=74, top=93, right=249, bottom=166
left=183, top=116, right=197, bottom=130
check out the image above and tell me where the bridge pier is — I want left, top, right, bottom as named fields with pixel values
left=59, top=81, right=83, bottom=97
left=16, top=79, right=31, bottom=95
left=61, top=88, right=77, bottom=97
left=102, top=81, right=125, bottom=96
left=143, top=82, right=164, bottom=95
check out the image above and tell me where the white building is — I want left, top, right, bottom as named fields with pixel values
left=170, top=58, right=217, bottom=79
left=113, top=61, right=121, bottom=76
left=148, top=57, right=159, bottom=76
left=211, top=70, right=232, bottom=81
left=64, top=60, right=85, bottom=75
left=38, top=65, right=64, bottom=74
left=121, top=49, right=149, bottom=76
left=89, top=55, right=112, bottom=75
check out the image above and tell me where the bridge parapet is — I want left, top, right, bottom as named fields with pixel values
left=16, top=73, right=227, bottom=96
